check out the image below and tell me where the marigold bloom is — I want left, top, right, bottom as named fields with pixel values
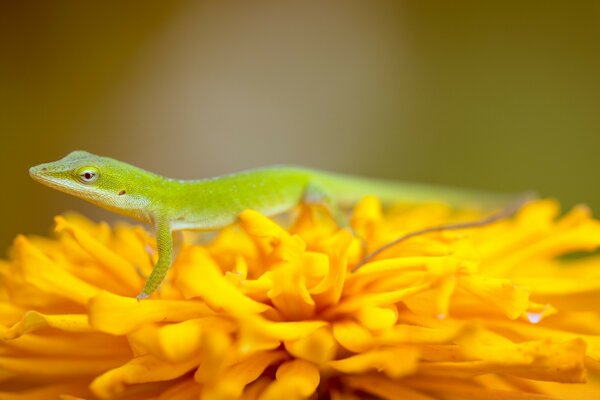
left=2, top=198, right=600, bottom=399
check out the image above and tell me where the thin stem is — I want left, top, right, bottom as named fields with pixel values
left=351, top=193, right=535, bottom=272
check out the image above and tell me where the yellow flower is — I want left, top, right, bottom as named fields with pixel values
left=2, top=198, right=600, bottom=399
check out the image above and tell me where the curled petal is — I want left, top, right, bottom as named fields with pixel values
left=328, top=346, right=419, bottom=378
left=269, top=265, right=315, bottom=320
left=88, top=291, right=214, bottom=335
left=173, top=247, right=268, bottom=315
left=13, top=236, right=100, bottom=304
left=54, top=216, right=142, bottom=291
left=284, top=327, right=337, bottom=364
left=201, top=351, right=288, bottom=399
left=90, top=354, right=201, bottom=399
left=459, top=275, right=530, bottom=319
left=344, top=373, right=435, bottom=400
left=260, top=360, right=320, bottom=400
left=5, top=311, right=92, bottom=339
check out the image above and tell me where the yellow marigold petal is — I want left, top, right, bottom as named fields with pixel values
left=240, top=377, right=273, bottom=400
left=237, top=315, right=327, bottom=356
left=510, top=373, right=600, bottom=400
left=128, top=319, right=205, bottom=363
left=377, top=321, right=465, bottom=346
left=309, top=231, right=353, bottom=308
left=332, top=320, right=375, bottom=352
left=344, top=256, right=456, bottom=296
left=1, top=325, right=128, bottom=357
left=13, top=236, right=100, bottom=304
left=5, top=199, right=600, bottom=398
left=269, top=265, right=315, bottom=320
left=526, top=274, right=600, bottom=297
left=344, top=373, right=435, bottom=400
left=54, top=216, right=142, bottom=291
left=459, top=275, right=530, bottom=319
left=329, top=389, right=362, bottom=400
left=351, top=196, right=384, bottom=238
left=0, top=356, right=126, bottom=378
left=328, top=283, right=431, bottom=317
left=485, top=318, right=600, bottom=362
left=0, top=383, right=90, bottom=400
left=239, top=271, right=274, bottom=302
left=209, top=225, right=258, bottom=256
left=202, top=350, right=288, bottom=400
left=482, top=205, right=600, bottom=275
left=420, top=338, right=586, bottom=383
left=298, top=251, right=329, bottom=285
left=355, top=305, right=398, bottom=331
left=289, top=204, right=339, bottom=248
left=239, top=210, right=302, bottom=257
left=156, top=379, right=201, bottom=400
left=433, top=277, right=457, bottom=318
left=234, top=255, right=249, bottom=280
left=112, top=224, right=154, bottom=276
left=256, top=316, right=327, bottom=340
left=173, top=247, right=269, bottom=314
left=405, top=376, right=556, bottom=400
left=0, top=303, right=25, bottom=327
left=455, top=327, right=537, bottom=364
left=88, top=291, right=214, bottom=335
left=194, top=330, right=233, bottom=384
left=90, top=354, right=201, bottom=400
left=328, top=346, right=419, bottom=378
left=284, top=327, right=337, bottom=364
left=5, top=311, right=92, bottom=339
left=260, top=359, right=320, bottom=400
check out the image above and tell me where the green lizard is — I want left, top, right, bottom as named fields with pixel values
left=30, top=150, right=521, bottom=300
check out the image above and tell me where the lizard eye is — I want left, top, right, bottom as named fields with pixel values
left=77, top=167, right=99, bottom=184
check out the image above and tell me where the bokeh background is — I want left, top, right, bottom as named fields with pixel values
left=1, top=1, right=600, bottom=251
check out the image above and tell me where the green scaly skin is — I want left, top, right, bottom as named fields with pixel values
left=30, top=151, right=509, bottom=299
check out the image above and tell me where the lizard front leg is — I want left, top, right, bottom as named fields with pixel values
left=136, top=218, right=173, bottom=300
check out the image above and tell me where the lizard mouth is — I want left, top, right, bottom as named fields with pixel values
left=29, top=165, right=70, bottom=192
left=29, top=166, right=51, bottom=184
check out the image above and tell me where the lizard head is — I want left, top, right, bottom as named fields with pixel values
left=29, top=150, right=151, bottom=216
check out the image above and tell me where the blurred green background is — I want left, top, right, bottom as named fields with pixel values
left=1, top=1, right=600, bottom=251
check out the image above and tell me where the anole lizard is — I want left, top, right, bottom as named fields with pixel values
left=30, top=150, right=524, bottom=299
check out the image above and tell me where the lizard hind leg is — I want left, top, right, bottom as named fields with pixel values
left=302, top=182, right=350, bottom=229
left=302, top=183, right=369, bottom=252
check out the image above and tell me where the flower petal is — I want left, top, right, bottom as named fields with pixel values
left=1, top=325, right=128, bottom=357
left=201, top=351, right=288, bottom=399
left=0, top=383, right=91, bottom=400
left=420, top=337, right=586, bottom=383
left=173, top=248, right=269, bottom=315
left=128, top=319, right=206, bottom=363
left=284, top=327, right=337, bottom=364
left=88, top=291, right=214, bottom=335
left=54, top=216, right=142, bottom=291
left=194, top=330, right=233, bottom=384
left=268, top=265, right=315, bottom=320
left=13, top=236, right=100, bottom=304
left=5, top=311, right=93, bottom=339
left=309, top=231, right=353, bottom=309
left=259, top=360, right=320, bottom=400
left=355, top=305, right=398, bottom=331
left=459, top=275, right=530, bottom=319
left=328, top=346, right=419, bottom=378
left=332, top=320, right=375, bottom=352
left=344, top=373, right=435, bottom=400
left=90, top=354, right=201, bottom=399
left=0, top=355, right=126, bottom=378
